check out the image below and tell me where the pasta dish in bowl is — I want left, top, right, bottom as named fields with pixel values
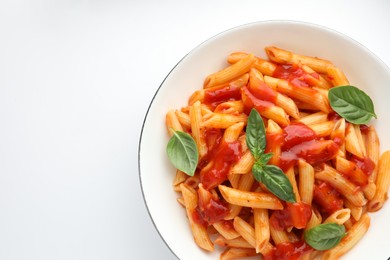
left=139, top=21, right=390, bottom=260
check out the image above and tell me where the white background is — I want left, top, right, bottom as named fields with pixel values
left=0, top=1, right=389, bottom=259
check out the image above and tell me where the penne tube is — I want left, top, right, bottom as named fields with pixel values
left=220, top=248, right=257, bottom=260
left=264, top=76, right=330, bottom=113
left=219, top=185, right=283, bottom=210
left=204, top=53, right=255, bottom=88
left=286, top=167, right=301, bottom=202
left=315, top=164, right=367, bottom=207
left=215, top=100, right=245, bottom=114
left=230, top=150, right=255, bottom=174
left=298, top=111, right=328, bottom=126
left=345, top=124, right=366, bottom=158
left=225, top=173, right=255, bottom=220
left=233, top=216, right=256, bottom=248
left=265, top=46, right=333, bottom=73
left=223, top=122, right=245, bottom=143
left=368, top=150, right=390, bottom=212
left=253, top=208, right=270, bottom=253
left=335, top=156, right=368, bottom=187
left=331, top=118, right=346, bottom=156
left=180, top=183, right=214, bottom=251
left=302, top=64, right=332, bottom=89
left=305, top=209, right=322, bottom=230
left=323, top=214, right=370, bottom=259
left=202, top=112, right=247, bottom=129
left=344, top=199, right=363, bottom=221
left=227, top=51, right=277, bottom=76
left=326, top=65, right=350, bottom=87
left=298, top=160, right=314, bottom=205
left=172, top=169, right=187, bottom=187
left=323, top=208, right=351, bottom=225
left=190, top=101, right=208, bottom=158
left=363, top=181, right=376, bottom=201
left=309, top=120, right=335, bottom=138
left=166, top=109, right=183, bottom=135
left=214, top=235, right=253, bottom=249
left=175, top=110, right=191, bottom=130
left=275, top=93, right=300, bottom=119
left=365, top=126, right=380, bottom=183
left=241, top=86, right=290, bottom=126
left=266, top=119, right=283, bottom=166
left=213, top=220, right=240, bottom=240
left=270, top=224, right=290, bottom=245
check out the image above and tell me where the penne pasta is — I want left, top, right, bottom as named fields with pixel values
left=265, top=46, right=333, bottom=73
left=219, top=185, right=283, bottom=210
left=204, top=53, right=255, bottom=88
left=323, top=214, right=370, bottom=259
left=180, top=183, right=214, bottom=251
left=368, top=150, right=390, bottom=212
left=298, top=160, right=314, bottom=205
left=166, top=46, right=389, bottom=259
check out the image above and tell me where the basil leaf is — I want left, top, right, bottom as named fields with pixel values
left=304, top=223, right=346, bottom=250
left=166, top=130, right=198, bottom=176
left=252, top=164, right=296, bottom=203
left=246, top=109, right=266, bottom=159
left=259, top=153, right=273, bottom=165
left=328, top=85, right=377, bottom=125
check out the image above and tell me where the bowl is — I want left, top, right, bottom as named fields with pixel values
left=139, top=20, right=390, bottom=259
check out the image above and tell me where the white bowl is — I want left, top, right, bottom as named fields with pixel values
left=139, top=21, right=390, bottom=259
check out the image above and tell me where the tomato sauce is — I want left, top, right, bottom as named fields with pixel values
left=196, top=196, right=229, bottom=225
left=248, top=80, right=277, bottom=103
left=270, top=202, right=312, bottom=230
left=278, top=123, right=339, bottom=171
left=264, top=241, right=313, bottom=260
left=273, top=64, right=319, bottom=88
left=350, top=154, right=375, bottom=176
left=200, top=140, right=241, bottom=190
left=241, top=86, right=274, bottom=114
left=204, top=84, right=241, bottom=108
left=313, top=181, right=343, bottom=214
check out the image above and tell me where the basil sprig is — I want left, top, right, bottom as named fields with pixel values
left=166, top=130, right=198, bottom=176
left=304, top=223, right=346, bottom=250
left=246, top=109, right=296, bottom=203
left=328, top=85, right=377, bottom=125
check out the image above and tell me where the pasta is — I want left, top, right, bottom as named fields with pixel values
left=166, top=46, right=389, bottom=259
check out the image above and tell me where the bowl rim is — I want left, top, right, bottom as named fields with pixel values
left=138, top=19, right=390, bottom=259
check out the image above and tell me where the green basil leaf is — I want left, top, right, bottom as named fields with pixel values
left=166, top=130, right=198, bottom=176
left=304, top=223, right=346, bottom=250
left=259, top=153, right=273, bottom=166
left=328, top=85, right=377, bottom=125
left=252, top=164, right=296, bottom=203
left=246, top=109, right=266, bottom=159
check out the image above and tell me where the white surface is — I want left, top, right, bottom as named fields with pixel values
left=0, top=1, right=390, bottom=260
left=140, top=21, right=390, bottom=260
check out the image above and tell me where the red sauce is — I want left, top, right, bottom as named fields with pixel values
left=204, top=84, right=241, bottom=108
left=192, top=209, right=208, bottom=227
left=200, top=140, right=241, bottom=189
left=327, top=111, right=342, bottom=122
left=350, top=155, right=375, bottom=176
left=278, top=123, right=339, bottom=171
left=313, top=182, right=343, bottom=214
left=273, top=64, right=319, bottom=88
left=241, top=86, right=274, bottom=113
left=197, top=196, right=229, bottom=225
left=270, top=202, right=312, bottom=230
left=264, top=241, right=313, bottom=260
left=248, top=80, right=277, bottom=103
left=282, top=123, right=317, bottom=150
left=359, top=124, right=370, bottom=135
